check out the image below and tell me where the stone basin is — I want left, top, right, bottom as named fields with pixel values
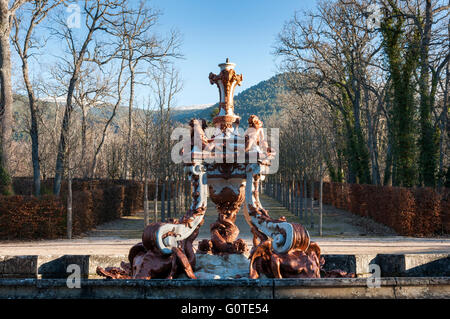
left=0, top=277, right=448, bottom=299
left=1, top=253, right=448, bottom=279
left=0, top=253, right=448, bottom=299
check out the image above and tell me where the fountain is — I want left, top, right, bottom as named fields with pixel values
left=96, top=60, right=351, bottom=280
left=0, top=61, right=448, bottom=300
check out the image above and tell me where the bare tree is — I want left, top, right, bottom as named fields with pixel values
left=151, top=65, right=182, bottom=181
left=11, top=0, right=62, bottom=195
left=50, top=0, right=124, bottom=195
left=0, top=0, right=30, bottom=194
left=135, top=98, right=158, bottom=225
left=275, top=0, right=385, bottom=184
left=90, top=56, right=129, bottom=178
left=117, top=1, right=182, bottom=179
left=72, top=65, right=109, bottom=177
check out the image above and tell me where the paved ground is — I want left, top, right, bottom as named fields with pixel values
left=81, top=194, right=401, bottom=242
left=0, top=194, right=449, bottom=255
left=1, top=236, right=449, bottom=255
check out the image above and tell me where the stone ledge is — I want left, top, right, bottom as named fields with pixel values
left=0, top=277, right=448, bottom=299
left=0, top=253, right=448, bottom=279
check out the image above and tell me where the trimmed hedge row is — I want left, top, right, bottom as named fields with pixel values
left=0, top=195, right=66, bottom=239
left=69, top=185, right=125, bottom=235
left=1, top=178, right=181, bottom=240
left=320, top=182, right=449, bottom=236
left=0, top=184, right=125, bottom=240
left=12, top=178, right=169, bottom=216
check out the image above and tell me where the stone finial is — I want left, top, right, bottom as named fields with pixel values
left=209, top=60, right=243, bottom=127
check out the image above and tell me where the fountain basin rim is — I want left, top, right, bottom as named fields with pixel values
left=1, top=277, right=449, bottom=288
left=0, top=277, right=448, bottom=299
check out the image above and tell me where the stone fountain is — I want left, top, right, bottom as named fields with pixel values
left=97, top=60, right=343, bottom=280
left=1, top=60, right=449, bottom=300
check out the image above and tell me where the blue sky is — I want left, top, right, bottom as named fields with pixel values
left=149, top=0, right=317, bottom=107
left=12, top=0, right=317, bottom=109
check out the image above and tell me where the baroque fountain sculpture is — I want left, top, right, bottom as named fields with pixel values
left=97, top=60, right=336, bottom=279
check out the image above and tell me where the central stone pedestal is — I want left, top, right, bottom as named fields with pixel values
left=197, top=167, right=249, bottom=255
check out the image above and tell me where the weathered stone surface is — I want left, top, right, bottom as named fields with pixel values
left=274, top=278, right=397, bottom=299
left=0, top=256, right=37, bottom=278
left=37, top=255, right=90, bottom=279
left=0, top=277, right=448, bottom=299
left=193, top=253, right=250, bottom=279
left=355, top=254, right=378, bottom=278
left=64, top=255, right=90, bottom=279
left=375, top=254, right=406, bottom=277
left=191, top=271, right=221, bottom=280
left=88, top=255, right=127, bottom=278
left=321, top=255, right=356, bottom=274
left=374, top=254, right=450, bottom=277
left=403, top=254, right=450, bottom=277
left=7, top=255, right=128, bottom=279
left=37, top=255, right=66, bottom=278
left=1, top=253, right=448, bottom=279
left=393, top=277, right=450, bottom=299
left=142, top=279, right=274, bottom=299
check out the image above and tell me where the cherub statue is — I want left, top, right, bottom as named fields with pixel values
left=189, top=119, right=209, bottom=149
left=245, top=115, right=270, bottom=153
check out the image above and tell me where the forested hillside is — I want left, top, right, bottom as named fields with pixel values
left=171, top=73, right=288, bottom=125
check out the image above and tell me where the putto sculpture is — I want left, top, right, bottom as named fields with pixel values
left=97, top=60, right=352, bottom=279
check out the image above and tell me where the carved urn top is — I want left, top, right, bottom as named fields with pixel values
left=218, top=58, right=236, bottom=71
left=209, top=58, right=243, bottom=127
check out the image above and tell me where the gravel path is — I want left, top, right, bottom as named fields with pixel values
left=82, top=194, right=398, bottom=242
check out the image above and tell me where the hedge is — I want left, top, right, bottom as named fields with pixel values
left=0, top=195, right=66, bottom=239
left=1, top=178, right=179, bottom=240
left=0, top=185, right=125, bottom=240
left=321, top=182, right=448, bottom=236
left=12, top=177, right=171, bottom=216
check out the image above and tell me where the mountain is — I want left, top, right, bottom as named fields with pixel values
left=12, top=73, right=289, bottom=136
left=175, top=104, right=215, bottom=111
left=171, top=73, right=288, bottom=125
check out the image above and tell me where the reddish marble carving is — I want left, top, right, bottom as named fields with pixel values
left=244, top=159, right=354, bottom=279
left=97, top=209, right=204, bottom=279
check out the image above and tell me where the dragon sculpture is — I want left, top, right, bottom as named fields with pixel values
left=96, top=121, right=209, bottom=279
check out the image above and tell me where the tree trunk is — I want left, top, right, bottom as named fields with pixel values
left=299, top=178, right=304, bottom=220
left=161, top=181, right=165, bottom=222
left=167, top=179, right=171, bottom=219
left=319, top=174, right=323, bottom=237
left=80, top=106, right=88, bottom=178
left=303, top=178, right=308, bottom=225
left=438, top=62, right=449, bottom=187
left=364, top=87, right=381, bottom=185
left=53, top=77, right=76, bottom=195
left=290, top=179, right=295, bottom=212
left=154, top=177, right=159, bottom=222
left=21, top=53, right=40, bottom=196
left=381, top=13, right=420, bottom=187
left=310, top=180, right=314, bottom=229
left=144, top=173, right=149, bottom=226
left=0, top=30, right=14, bottom=195
left=123, top=65, right=135, bottom=180
left=383, top=140, right=393, bottom=186
left=418, top=0, right=437, bottom=187
left=67, top=171, right=72, bottom=239
left=53, top=14, right=97, bottom=194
